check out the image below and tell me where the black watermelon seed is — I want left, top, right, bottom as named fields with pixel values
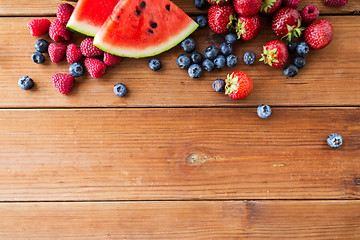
left=140, top=1, right=146, bottom=8
left=117, top=15, right=120, bottom=19
left=151, top=23, right=157, bottom=28
left=166, top=5, right=170, bottom=11
left=148, top=29, right=154, bottom=34
left=135, top=9, right=141, bottom=16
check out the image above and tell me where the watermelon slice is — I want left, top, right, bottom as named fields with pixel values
left=67, top=0, right=119, bottom=36
left=93, top=0, right=198, bottom=58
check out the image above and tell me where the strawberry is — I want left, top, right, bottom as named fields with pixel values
left=57, top=3, right=74, bottom=24
left=49, top=19, right=71, bottom=43
left=235, top=15, right=261, bottom=41
left=225, top=71, right=253, bottom=100
left=233, top=0, right=262, bottom=17
left=304, top=20, right=334, bottom=49
left=66, top=44, right=83, bottom=64
left=80, top=38, right=104, bottom=57
left=103, top=52, right=123, bottom=66
left=206, top=0, right=231, bottom=6
left=301, top=5, right=320, bottom=26
left=208, top=4, right=236, bottom=34
left=323, top=0, right=348, bottom=7
left=259, top=40, right=288, bottom=68
left=52, top=73, right=75, bottom=95
left=272, top=7, right=304, bottom=41
left=48, top=43, right=66, bottom=63
left=260, top=0, right=282, bottom=15
left=84, top=58, right=106, bottom=78
left=283, top=0, right=302, bottom=9
left=27, top=19, right=51, bottom=37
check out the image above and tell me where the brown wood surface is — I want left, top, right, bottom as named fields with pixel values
left=0, top=201, right=359, bottom=239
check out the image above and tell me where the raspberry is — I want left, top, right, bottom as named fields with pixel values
left=84, top=58, right=106, bottom=78
left=49, top=19, right=71, bottom=43
left=27, top=19, right=51, bottom=37
left=323, top=0, right=348, bottom=7
left=80, top=38, right=103, bottom=57
left=51, top=73, right=75, bottom=95
left=103, top=52, right=122, bottom=66
left=57, top=3, right=74, bottom=24
left=301, top=5, right=320, bottom=26
left=282, top=0, right=302, bottom=9
left=66, top=44, right=83, bottom=64
left=48, top=43, right=66, bottom=63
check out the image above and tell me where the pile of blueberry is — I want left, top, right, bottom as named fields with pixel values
left=283, top=41, right=309, bottom=77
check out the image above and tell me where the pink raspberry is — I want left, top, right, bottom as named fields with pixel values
left=80, top=38, right=103, bottom=57
left=27, top=19, right=51, bottom=37
left=301, top=5, right=320, bottom=26
left=49, top=19, right=71, bottom=43
left=52, top=73, right=75, bottom=95
left=323, top=0, right=348, bottom=7
left=57, top=3, right=74, bottom=24
left=48, top=43, right=66, bottom=63
left=103, top=52, right=122, bottom=66
left=283, top=0, right=302, bottom=9
left=66, top=44, right=83, bottom=64
left=84, top=58, right=106, bottom=78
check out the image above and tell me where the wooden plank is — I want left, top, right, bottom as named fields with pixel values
left=0, top=16, right=359, bottom=108
left=1, top=0, right=359, bottom=16
left=0, top=108, right=358, bottom=201
left=0, top=201, right=359, bottom=239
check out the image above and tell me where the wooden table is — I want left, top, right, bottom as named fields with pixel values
left=0, top=0, right=359, bottom=238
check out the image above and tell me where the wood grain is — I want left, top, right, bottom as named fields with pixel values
left=1, top=0, right=360, bottom=16
left=0, top=201, right=359, bottom=239
left=0, top=108, right=358, bottom=201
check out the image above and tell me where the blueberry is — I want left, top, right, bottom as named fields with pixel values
left=194, top=0, right=207, bottom=9
left=188, top=64, right=203, bottom=78
left=225, top=32, right=237, bottom=44
left=243, top=51, right=256, bottom=65
left=220, top=42, right=233, bottom=56
left=327, top=133, right=343, bottom=148
left=196, top=15, right=207, bottom=29
left=226, top=54, right=238, bottom=67
left=113, top=83, right=128, bottom=97
left=296, top=42, right=310, bottom=57
left=286, top=41, right=298, bottom=54
left=204, top=45, right=218, bottom=60
left=177, top=54, right=191, bottom=69
left=202, top=59, right=215, bottom=72
left=181, top=38, right=196, bottom=53
left=149, top=58, right=161, bottom=71
left=191, top=51, right=203, bottom=64
left=213, top=55, right=226, bottom=69
left=283, top=64, right=298, bottom=77
left=212, top=79, right=225, bottom=92
left=257, top=104, right=272, bottom=119
left=31, top=51, right=45, bottom=64
left=69, top=62, right=84, bottom=77
left=18, top=76, right=34, bottom=90
left=34, top=39, right=49, bottom=53
left=293, top=56, right=306, bottom=69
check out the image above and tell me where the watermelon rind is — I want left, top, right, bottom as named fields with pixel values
left=67, top=15, right=99, bottom=37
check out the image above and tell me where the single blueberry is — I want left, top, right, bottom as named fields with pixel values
left=188, top=64, right=203, bottom=78
left=18, top=76, right=34, bottom=90
left=191, top=51, right=203, bottom=64
left=287, top=41, right=298, bottom=54
left=149, top=58, right=161, bottom=71
left=225, top=32, right=237, bottom=44
left=177, top=54, right=191, bottom=69
left=204, top=45, right=218, bottom=60
left=243, top=51, right=256, bottom=65
left=212, top=79, right=225, bottom=92
left=296, top=42, right=310, bottom=57
left=69, top=62, right=84, bottom=77
left=34, top=39, right=49, bottom=53
left=202, top=59, right=215, bottom=72
left=226, top=54, right=238, bottom=67
left=327, top=133, right=343, bottom=148
left=213, top=55, right=226, bottom=69
left=181, top=38, right=196, bottom=53
left=283, top=64, right=299, bottom=77
left=257, top=104, right=272, bottom=119
left=113, top=83, right=128, bottom=97
left=31, top=51, right=45, bottom=64
left=220, top=42, right=233, bottom=56
left=194, top=0, right=207, bottom=9
left=293, top=56, right=306, bottom=69
left=196, top=15, right=208, bottom=29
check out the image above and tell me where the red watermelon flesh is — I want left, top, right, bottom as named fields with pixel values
left=67, top=0, right=120, bottom=37
left=93, top=0, right=198, bottom=58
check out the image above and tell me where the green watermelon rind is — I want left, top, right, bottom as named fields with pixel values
left=66, top=16, right=99, bottom=37
left=93, top=22, right=199, bottom=58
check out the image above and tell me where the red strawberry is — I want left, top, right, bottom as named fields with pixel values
left=301, top=5, right=320, bottom=26
left=225, top=71, right=253, bottom=100
left=233, top=0, right=262, bottom=17
left=272, top=7, right=304, bottom=41
left=48, top=43, right=66, bottom=63
left=208, top=4, right=235, bottom=34
left=103, top=52, right=122, bottom=66
left=52, top=73, right=75, bottom=95
left=27, top=19, right=51, bottom=37
left=323, top=0, right=348, bottom=7
left=49, top=19, right=71, bottom=43
left=84, top=58, right=106, bottom=78
left=259, top=40, right=288, bottom=68
left=57, top=3, right=74, bottom=24
left=235, top=15, right=261, bottom=41
left=304, top=20, right=334, bottom=49
left=66, top=44, right=82, bottom=64
left=80, top=38, right=104, bottom=57
left=283, top=0, right=302, bottom=9
left=206, top=0, right=231, bottom=6
left=260, top=0, right=282, bottom=15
